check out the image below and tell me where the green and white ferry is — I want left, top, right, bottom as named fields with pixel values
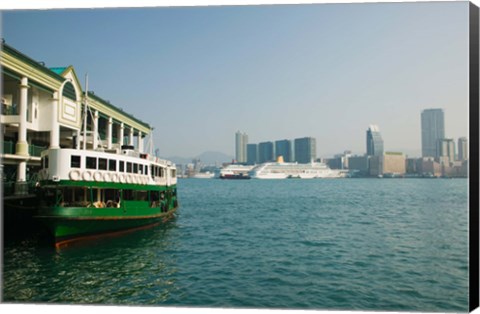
left=35, top=145, right=178, bottom=248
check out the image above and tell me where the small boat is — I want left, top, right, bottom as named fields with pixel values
left=191, top=171, right=215, bottom=179
left=219, top=164, right=254, bottom=179
left=35, top=146, right=178, bottom=248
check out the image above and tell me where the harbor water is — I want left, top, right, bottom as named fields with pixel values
left=2, top=178, right=469, bottom=312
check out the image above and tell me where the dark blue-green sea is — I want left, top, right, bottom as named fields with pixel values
left=2, top=178, right=470, bottom=312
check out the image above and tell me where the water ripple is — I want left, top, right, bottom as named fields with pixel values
left=3, top=179, right=469, bottom=311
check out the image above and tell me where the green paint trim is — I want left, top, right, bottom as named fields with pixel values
left=40, top=179, right=177, bottom=191
left=3, top=67, right=55, bottom=94
left=86, top=91, right=151, bottom=130
left=2, top=43, right=67, bottom=83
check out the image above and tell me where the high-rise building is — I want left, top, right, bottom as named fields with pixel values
left=258, top=141, right=274, bottom=163
left=366, top=125, right=384, bottom=156
left=235, top=131, right=248, bottom=163
left=437, top=138, right=455, bottom=164
left=247, top=143, right=258, bottom=165
left=458, top=137, right=468, bottom=161
left=275, top=139, right=292, bottom=162
left=294, top=137, right=316, bottom=163
left=421, top=109, right=445, bottom=158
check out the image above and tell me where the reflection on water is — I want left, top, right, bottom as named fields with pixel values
left=3, top=221, right=180, bottom=305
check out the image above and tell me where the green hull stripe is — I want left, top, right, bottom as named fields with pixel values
left=40, top=180, right=177, bottom=191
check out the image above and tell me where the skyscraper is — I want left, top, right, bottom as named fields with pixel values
left=275, top=139, right=292, bottom=162
left=366, top=125, right=384, bottom=156
left=437, top=138, right=455, bottom=163
left=294, top=137, right=316, bottom=163
left=247, top=143, right=258, bottom=165
left=258, top=141, right=274, bottom=163
left=421, top=109, right=445, bottom=158
left=235, top=131, right=248, bottom=163
left=458, top=137, right=468, bottom=161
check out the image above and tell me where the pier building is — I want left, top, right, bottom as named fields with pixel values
left=1, top=42, right=151, bottom=196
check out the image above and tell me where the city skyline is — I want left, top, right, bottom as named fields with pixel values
left=1, top=1, right=470, bottom=158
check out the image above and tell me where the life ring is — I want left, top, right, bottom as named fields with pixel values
left=83, top=171, right=92, bottom=181
left=69, top=170, right=80, bottom=181
left=104, top=173, right=111, bottom=182
left=94, top=171, right=103, bottom=182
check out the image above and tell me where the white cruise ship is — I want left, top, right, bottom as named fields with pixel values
left=251, top=158, right=345, bottom=179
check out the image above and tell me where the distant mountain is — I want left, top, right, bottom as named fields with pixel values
left=194, top=151, right=234, bottom=165
left=164, top=151, right=234, bottom=166
left=164, top=156, right=192, bottom=165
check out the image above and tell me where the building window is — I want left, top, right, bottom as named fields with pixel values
left=108, top=159, right=116, bottom=171
left=71, top=155, right=81, bottom=168
left=86, top=157, right=97, bottom=169
left=98, top=158, right=107, bottom=170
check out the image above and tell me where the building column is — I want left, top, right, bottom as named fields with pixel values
left=93, top=110, right=99, bottom=149
left=75, top=130, right=81, bottom=149
left=15, top=77, right=30, bottom=194
left=129, top=127, right=134, bottom=146
left=107, top=117, right=113, bottom=149
left=119, top=123, right=124, bottom=146
left=138, top=131, right=144, bottom=153
left=49, top=91, right=60, bottom=149
left=16, top=77, right=29, bottom=156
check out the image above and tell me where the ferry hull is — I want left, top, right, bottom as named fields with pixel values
left=36, top=203, right=178, bottom=248
left=220, top=174, right=251, bottom=179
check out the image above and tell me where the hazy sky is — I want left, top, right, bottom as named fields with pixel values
left=1, top=1, right=470, bottom=158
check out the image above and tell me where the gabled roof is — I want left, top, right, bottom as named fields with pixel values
left=50, top=67, right=68, bottom=75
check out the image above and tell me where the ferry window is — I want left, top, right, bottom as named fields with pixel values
left=108, top=159, right=116, bottom=171
left=160, top=168, right=164, bottom=178
left=171, top=169, right=176, bottom=177
left=99, top=158, right=107, bottom=170
left=136, top=191, right=148, bottom=201
left=126, top=162, right=132, bottom=173
left=71, top=155, right=81, bottom=168
left=44, top=156, right=49, bottom=169
left=119, top=161, right=125, bottom=172
left=123, top=189, right=134, bottom=201
left=144, top=165, right=148, bottom=175
left=133, top=163, right=138, bottom=174
left=86, top=157, right=97, bottom=169
left=150, top=166, right=154, bottom=178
